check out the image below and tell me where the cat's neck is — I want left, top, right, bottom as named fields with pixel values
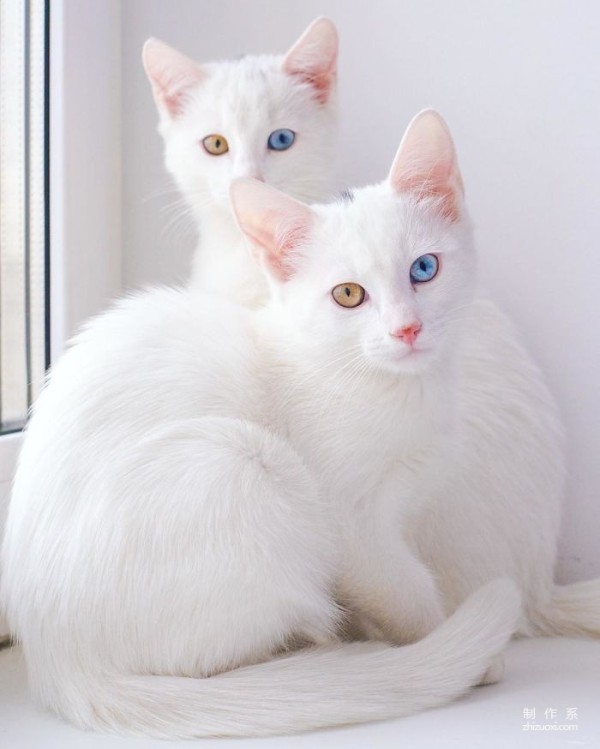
left=188, top=204, right=269, bottom=307
left=258, top=314, right=458, bottom=451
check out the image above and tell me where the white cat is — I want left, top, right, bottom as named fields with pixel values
left=234, top=112, right=600, bottom=643
left=0, top=113, right=525, bottom=739
left=143, top=17, right=338, bottom=305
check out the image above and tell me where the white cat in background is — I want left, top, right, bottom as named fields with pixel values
left=1, top=112, right=528, bottom=739
left=143, top=17, right=338, bottom=305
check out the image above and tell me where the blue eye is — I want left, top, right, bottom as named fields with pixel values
left=410, top=254, right=439, bottom=283
left=267, top=128, right=295, bottom=151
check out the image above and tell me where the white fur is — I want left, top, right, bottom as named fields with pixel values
left=1, top=283, right=520, bottom=736
left=1, top=112, right=530, bottom=738
left=143, top=19, right=338, bottom=305
left=247, top=187, right=565, bottom=638
left=5, top=111, right=596, bottom=738
left=229, top=112, right=598, bottom=643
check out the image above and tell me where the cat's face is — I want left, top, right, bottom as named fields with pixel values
left=144, top=19, right=337, bottom=216
left=281, top=192, right=473, bottom=376
left=233, top=110, right=475, bottom=376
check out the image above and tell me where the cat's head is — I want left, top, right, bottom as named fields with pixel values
left=143, top=18, right=338, bottom=216
left=232, top=110, right=475, bottom=376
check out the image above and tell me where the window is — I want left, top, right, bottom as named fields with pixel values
left=0, top=0, right=49, bottom=435
left=0, top=0, right=121, bottom=640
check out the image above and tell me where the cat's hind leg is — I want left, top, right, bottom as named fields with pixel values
left=100, top=416, right=339, bottom=678
left=336, top=482, right=445, bottom=646
left=525, top=579, right=600, bottom=638
left=478, top=654, right=505, bottom=686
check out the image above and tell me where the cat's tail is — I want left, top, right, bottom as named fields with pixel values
left=528, top=578, right=600, bottom=638
left=55, top=579, right=520, bottom=738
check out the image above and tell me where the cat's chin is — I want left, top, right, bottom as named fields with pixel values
left=368, top=347, right=436, bottom=376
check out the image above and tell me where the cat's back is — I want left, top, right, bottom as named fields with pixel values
left=458, top=298, right=557, bottom=403
left=48, top=285, right=254, bottom=418
left=455, top=297, right=563, bottom=461
left=9, top=286, right=259, bottom=515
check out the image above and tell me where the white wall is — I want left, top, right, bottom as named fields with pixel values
left=121, top=0, right=600, bottom=582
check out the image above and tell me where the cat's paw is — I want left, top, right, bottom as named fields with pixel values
left=478, top=654, right=505, bottom=686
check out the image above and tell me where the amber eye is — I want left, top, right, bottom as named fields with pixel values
left=331, top=283, right=366, bottom=308
left=202, top=134, right=229, bottom=156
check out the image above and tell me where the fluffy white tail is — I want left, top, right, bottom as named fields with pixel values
left=530, top=578, right=600, bottom=638
left=54, top=579, right=520, bottom=738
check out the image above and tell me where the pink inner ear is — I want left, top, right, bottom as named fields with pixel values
left=231, top=179, right=313, bottom=282
left=256, top=215, right=310, bottom=281
left=243, top=215, right=311, bottom=281
left=282, top=53, right=336, bottom=103
left=282, top=18, right=338, bottom=104
left=155, top=88, right=187, bottom=118
left=389, top=111, right=464, bottom=223
left=291, top=68, right=335, bottom=104
left=151, top=68, right=204, bottom=117
left=394, top=164, right=461, bottom=223
left=143, top=39, right=205, bottom=118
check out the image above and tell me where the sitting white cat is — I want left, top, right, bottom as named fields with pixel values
left=143, top=17, right=338, bottom=305
left=240, top=112, right=599, bottom=645
left=1, top=112, right=526, bottom=738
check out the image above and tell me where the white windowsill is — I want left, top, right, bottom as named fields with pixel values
left=1, top=637, right=599, bottom=747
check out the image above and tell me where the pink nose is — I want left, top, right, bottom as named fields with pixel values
left=390, top=321, right=422, bottom=345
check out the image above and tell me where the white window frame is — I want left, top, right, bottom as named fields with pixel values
left=0, top=0, right=121, bottom=636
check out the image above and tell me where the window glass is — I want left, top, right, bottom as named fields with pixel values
left=0, top=0, right=48, bottom=433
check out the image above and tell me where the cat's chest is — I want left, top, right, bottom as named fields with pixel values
left=281, top=377, right=453, bottom=506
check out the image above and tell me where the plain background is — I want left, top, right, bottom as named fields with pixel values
left=120, top=0, right=600, bottom=583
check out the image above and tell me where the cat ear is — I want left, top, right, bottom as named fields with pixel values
left=230, top=179, right=313, bottom=281
left=389, top=110, right=464, bottom=222
left=282, top=17, right=338, bottom=104
left=142, top=38, right=205, bottom=118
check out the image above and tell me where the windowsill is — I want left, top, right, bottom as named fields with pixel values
left=1, top=637, right=599, bottom=747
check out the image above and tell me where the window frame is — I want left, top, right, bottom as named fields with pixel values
left=0, top=0, right=121, bottom=636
